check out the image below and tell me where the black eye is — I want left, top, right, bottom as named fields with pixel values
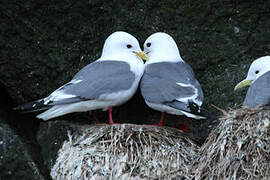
left=255, top=70, right=259, bottom=74
left=126, top=44, right=132, bottom=49
left=146, top=42, right=151, bottom=47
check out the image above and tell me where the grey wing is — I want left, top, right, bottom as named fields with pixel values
left=44, top=61, right=135, bottom=105
left=140, top=62, right=203, bottom=112
left=243, top=72, right=270, bottom=108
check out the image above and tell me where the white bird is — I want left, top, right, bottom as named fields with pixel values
left=234, top=56, right=270, bottom=108
left=14, top=31, right=146, bottom=124
left=140, top=32, right=205, bottom=132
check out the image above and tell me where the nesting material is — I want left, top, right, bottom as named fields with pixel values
left=192, top=107, right=270, bottom=180
left=51, top=124, right=199, bottom=180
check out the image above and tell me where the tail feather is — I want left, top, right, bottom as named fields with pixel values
left=186, top=102, right=217, bottom=120
left=36, top=106, right=64, bottom=120
left=36, top=103, right=82, bottom=120
left=13, top=99, right=50, bottom=112
left=179, top=110, right=206, bottom=119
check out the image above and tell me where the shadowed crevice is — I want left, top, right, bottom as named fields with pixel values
left=0, top=81, right=52, bottom=180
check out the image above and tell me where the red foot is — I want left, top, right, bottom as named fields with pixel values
left=174, top=118, right=191, bottom=132
left=153, top=112, right=165, bottom=127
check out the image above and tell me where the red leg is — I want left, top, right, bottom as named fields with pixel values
left=174, top=117, right=191, bottom=132
left=108, top=107, right=120, bottom=125
left=91, top=111, right=100, bottom=124
left=108, top=107, right=114, bottom=125
left=183, top=117, right=191, bottom=132
left=154, top=112, right=165, bottom=126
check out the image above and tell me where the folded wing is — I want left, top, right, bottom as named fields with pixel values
left=15, top=61, right=135, bottom=112
left=140, top=61, right=203, bottom=113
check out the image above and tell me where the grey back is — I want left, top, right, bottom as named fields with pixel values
left=50, top=61, right=135, bottom=105
left=243, top=71, right=270, bottom=108
left=140, top=61, right=203, bottom=111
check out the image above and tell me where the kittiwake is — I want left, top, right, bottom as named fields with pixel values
left=234, top=56, right=270, bottom=108
left=14, top=31, right=147, bottom=124
left=140, top=32, right=205, bottom=132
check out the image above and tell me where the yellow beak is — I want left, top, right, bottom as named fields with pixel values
left=134, top=51, right=148, bottom=61
left=234, top=79, right=253, bottom=91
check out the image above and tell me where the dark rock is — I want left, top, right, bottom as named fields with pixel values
left=0, top=123, right=45, bottom=180
left=0, top=79, right=51, bottom=179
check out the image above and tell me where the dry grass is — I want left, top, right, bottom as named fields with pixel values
left=192, top=107, right=270, bottom=180
left=51, top=124, right=199, bottom=180
left=51, top=107, right=270, bottom=179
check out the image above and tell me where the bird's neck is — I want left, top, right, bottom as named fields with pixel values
left=146, top=49, right=182, bottom=64
left=145, top=56, right=183, bottom=66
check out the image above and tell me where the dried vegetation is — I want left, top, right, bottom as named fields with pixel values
left=192, top=107, right=270, bottom=180
left=52, top=107, right=270, bottom=179
left=51, top=124, right=199, bottom=179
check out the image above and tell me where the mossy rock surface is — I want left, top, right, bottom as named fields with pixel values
left=0, top=123, right=45, bottom=180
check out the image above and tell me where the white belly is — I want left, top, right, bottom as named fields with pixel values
left=145, top=101, right=205, bottom=119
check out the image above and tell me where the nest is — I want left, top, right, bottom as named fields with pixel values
left=192, top=107, right=270, bottom=180
left=51, top=124, right=199, bottom=179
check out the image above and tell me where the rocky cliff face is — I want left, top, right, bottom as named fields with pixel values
left=0, top=0, right=269, bottom=179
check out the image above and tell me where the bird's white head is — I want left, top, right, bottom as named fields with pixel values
left=246, top=56, right=270, bottom=81
left=234, top=56, right=270, bottom=90
left=100, top=31, right=144, bottom=62
left=143, top=32, right=182, bottom=64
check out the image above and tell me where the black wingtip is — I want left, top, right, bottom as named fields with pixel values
left=13, top=99, right=49, bottom=113
left=188, top=101, right=200, bottom=113
left=188, top=101, right=217, bottom=120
